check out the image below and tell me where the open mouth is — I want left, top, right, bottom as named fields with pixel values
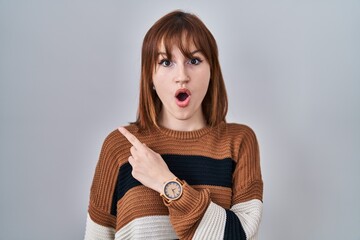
left=175, top=89, right=191, bottom=107
left=177, top=92, right=189, bottom=102
left=175, top=89, right=191, bottom=101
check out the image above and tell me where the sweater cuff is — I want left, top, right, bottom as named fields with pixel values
left=164, top=182, right=210, bottom=214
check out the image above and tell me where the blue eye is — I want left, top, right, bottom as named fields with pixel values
left=159, top=59, right=172, bottom=67
left=189, top=58, right=202, bottom=65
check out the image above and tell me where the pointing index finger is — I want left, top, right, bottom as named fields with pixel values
left=118, top=126, right=143, bottom=149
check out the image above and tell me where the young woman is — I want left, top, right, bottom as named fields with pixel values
left=85, top=10, right=263, bottom=240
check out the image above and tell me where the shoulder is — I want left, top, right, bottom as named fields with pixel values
left=102, top=124, right=139, bottom=144
left=219, top=122, right=258, bottom=140
left=99, top=124, right=140, bottom=161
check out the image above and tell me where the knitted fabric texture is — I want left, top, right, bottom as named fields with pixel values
left=85, top=122, right=263, bottom=240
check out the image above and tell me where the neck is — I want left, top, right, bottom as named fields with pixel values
left=158, top=111, right=207, bottom=132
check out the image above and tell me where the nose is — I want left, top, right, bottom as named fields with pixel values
left=174, top=63, right=190, bottom=85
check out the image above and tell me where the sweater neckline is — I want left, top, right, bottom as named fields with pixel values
left=156, top=125, right=214, bottom=140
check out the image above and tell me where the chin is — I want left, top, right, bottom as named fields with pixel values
left=172, top=111, right=194, bottom=121
left=174, top=114, right=193, bottom=121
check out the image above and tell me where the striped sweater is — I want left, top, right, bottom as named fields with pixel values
left=84, top=122, right=263, bottom=240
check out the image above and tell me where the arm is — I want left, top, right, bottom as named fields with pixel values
left=165, top=126, right=263, bottom=240
left=84, top=133, right=119, bottom=240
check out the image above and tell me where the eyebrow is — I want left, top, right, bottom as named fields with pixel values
left=157, top=50, right=201, bottom=56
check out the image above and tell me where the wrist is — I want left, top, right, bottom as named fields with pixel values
left=160, top=177, right=184, bottom=203
left=156, top=172, right=176, bottom=193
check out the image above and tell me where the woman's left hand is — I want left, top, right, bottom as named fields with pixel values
left=118, top=127, right=176, bottom=193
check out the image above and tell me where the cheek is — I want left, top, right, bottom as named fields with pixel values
left=152, top=74, right=171, bottom=102
left=197, top=68, right=211, bottom=92
left=200, top=80, right=210, bottom=97
left=199, top=63, right=211, bottom=80
left=152, top=68, right=170, bottom=86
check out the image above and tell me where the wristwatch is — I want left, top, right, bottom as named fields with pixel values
left=161, top=178, right=184, bottom=203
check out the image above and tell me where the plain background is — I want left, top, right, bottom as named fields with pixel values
left=1, top=1, right=359, bottom=239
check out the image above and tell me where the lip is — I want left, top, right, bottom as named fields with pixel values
left=175, top=88, right=191, bottom=108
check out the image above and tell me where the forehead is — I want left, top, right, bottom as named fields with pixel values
left=156, top=33, right=201, bottom=58
left=157, top=40, right=197, bottom=53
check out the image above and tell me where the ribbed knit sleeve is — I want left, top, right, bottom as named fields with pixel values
left=225, top=125, right=263, bottom=239
left=165, top=183, right=211, bottom=239
left=233, top=125, right=263, bottom=203
left=85, top=131, right=120, bottom=240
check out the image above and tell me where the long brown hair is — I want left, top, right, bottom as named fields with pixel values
left=135, top=10, right=228, bottom=129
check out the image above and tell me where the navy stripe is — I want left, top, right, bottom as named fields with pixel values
left=111, top=154, right=235, bottom=216
left=111, top=163, right=141, bottom=215
left=163, top=154, right=234, bottom=187
left=224, top=210, right=246, bottom=240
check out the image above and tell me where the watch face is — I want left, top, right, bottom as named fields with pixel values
left=164, top=181, right=182, bottom=200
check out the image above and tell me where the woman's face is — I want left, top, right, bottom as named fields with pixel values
left=152, top=42, right=211, bottom=129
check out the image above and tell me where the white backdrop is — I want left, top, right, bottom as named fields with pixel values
left=1, top=1, right=359, bottom=239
